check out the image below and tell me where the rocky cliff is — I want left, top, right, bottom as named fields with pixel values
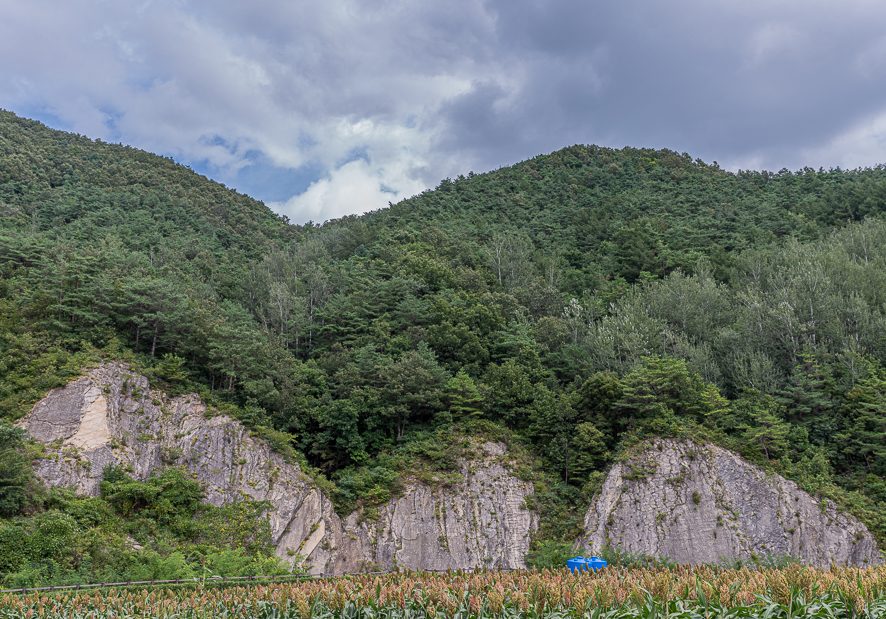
left=581, top=438, right=882, bottom=567
left=17, top=363, right=536, bottom=574
left=20, top=364, right=881, bottom=571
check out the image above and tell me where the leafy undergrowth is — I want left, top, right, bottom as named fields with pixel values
left=0, top=459, right=298, bottom=590
left=2, top=565, right=886, bottom=618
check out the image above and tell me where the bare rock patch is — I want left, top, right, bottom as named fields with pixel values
left=581, top=438, right=881, bottom=567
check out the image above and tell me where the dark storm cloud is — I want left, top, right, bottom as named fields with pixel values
left=436, top=0, right=886, bottom=174
left=2, top=0, right=886, bottom=223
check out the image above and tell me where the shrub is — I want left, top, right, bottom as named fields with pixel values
left=30, top=511, right=80, bottom=563
left=0, top=524, right=29, bottom=572
left=524, top=539, right=574, bottom=569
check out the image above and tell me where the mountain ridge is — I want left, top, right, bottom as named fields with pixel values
left=2, top=109, right=886, bottom=586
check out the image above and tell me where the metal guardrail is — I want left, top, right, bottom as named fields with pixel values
left=0, top=572, right=370, bottom=595
left=0, top=568, right=518, bottom=595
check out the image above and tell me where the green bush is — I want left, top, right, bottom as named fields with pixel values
left=100, top=466, right=203, bottom=526
left=203, top=548, right=295, bottom=577
left=524, top=540, right=574, bottom=570
left=1, top=558, right=65, bottom=589
left=0, top=524, right=29, bottom=572
left=0, top=422, right=34, bottom=516
left=125, top=551, right=196, bottom=581
left=45, top=488, right=117, bottom=528
left=30, top=511, right=80, bottom=564
left=333, top=465, right=402, bottom=513
left=195, top=500, right=275, bottom=556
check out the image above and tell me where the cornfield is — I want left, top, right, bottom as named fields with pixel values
left=2, top=565, right=886, bottom=618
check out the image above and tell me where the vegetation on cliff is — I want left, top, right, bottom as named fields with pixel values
left=0, top=426, right=294, bottom=587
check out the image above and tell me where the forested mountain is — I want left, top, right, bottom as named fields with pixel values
left=1, top=109, right=885, bottom=584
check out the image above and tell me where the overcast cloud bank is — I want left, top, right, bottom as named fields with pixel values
left=3, top=0, right=886, bottom=223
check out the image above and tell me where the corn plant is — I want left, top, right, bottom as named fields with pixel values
left=0, top=564, right=884, bottom=618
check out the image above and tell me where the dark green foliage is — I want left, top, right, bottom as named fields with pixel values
left=443, top=370, right=484, bottom=421
left=0, top=524, right=29, bottom=572
left=0, top=464, right=290, bottom=587
left=574, top=372, right=623, bottom=444
left=570, top=423, right=610, bottom=482
left=614, top=357, right=707, bottom=425
left=100, top=466, right=203, bottom=525
left=29, top=511, right=79, bottom=564
left=194, top=500, right=276, bottom=557
left=731, top=391, right=793, bottom=462
left=0, top=422, right=33, bottom=516
left=840, top=368, right=886, bottom=475
left=4, top=108, right=886, bottom=573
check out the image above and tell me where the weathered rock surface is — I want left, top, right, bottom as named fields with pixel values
left=18, top=363, right=536, bottom=574
left=581, top=439, right=882, bottom=567
left=324, top=440, right=538, bottom=574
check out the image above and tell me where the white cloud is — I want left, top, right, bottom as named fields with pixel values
left=800, top=110, right=886, bottom=170
left=0, top=0, right=488, bottom=220
left=271, top=157, right=427, bottom=224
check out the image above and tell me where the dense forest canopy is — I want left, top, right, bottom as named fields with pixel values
left=1, top=109, right=886, bottom=583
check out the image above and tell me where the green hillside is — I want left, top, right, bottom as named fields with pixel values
left=1, top=109, right=885, bottom=585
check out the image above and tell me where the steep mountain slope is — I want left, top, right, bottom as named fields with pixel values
left=2, top=110, right=886, bottom=582
left=0, top=109, right=293, bottom=254
left=362, top=145, right=886, bottom=284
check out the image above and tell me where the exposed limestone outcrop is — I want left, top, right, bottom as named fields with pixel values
left=581, top=438, right=882, bottom=567
left=18, top=362, right=536, bottom=574
left=29, top=364, right=874, bottom=571
left=323, top=440, right=537, bottom=574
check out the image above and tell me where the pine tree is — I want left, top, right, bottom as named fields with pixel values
left=840, top=368, right=886, bottom=474
left=734, top=391, right=791, bottom=462
left=444, top=370, right=484, bottom=420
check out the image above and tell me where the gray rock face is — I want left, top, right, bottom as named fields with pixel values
left=28, top=365, right=873, bottom=571
left=581, top=438, right=882, bottom=567
left=18, top=363, right=536, bottom=574
left=324, top=440, right=538, bottom=574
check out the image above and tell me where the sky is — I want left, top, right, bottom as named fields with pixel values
left=3, top=1, right=886, bottom=224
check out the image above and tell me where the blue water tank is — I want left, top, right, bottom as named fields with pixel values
left=566, top=557, right=586, bottom=573
left=567, top=555, right=607, bottom=573
left=585, top=556, right=607, bottom=572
